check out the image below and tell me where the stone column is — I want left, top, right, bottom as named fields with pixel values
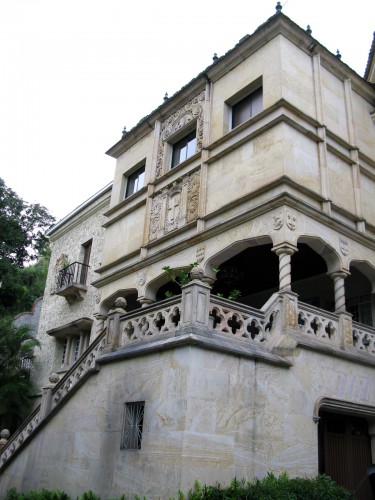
left=180, top=268, right=211, bottom=331
left=272, top=243, right=298, bottom=291
left=329, top=271, right=349, bottom=313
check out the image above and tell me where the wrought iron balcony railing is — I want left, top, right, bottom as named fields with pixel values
left=55, top=262, right=89, bottom=303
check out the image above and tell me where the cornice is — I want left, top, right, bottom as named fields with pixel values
left=105, top=13, right=374, bottom=161
left=92, top=180, right=375, bottom=288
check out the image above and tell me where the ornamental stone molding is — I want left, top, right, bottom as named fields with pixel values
left=196, top=246, right=205, bottom=263
left=155, top=91, right=205, bottom=179
left=339, top=236, right=349, bottom=256
left=149, top=170, right=200, bottom=242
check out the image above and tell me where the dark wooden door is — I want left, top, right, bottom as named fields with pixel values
left=319, top=412, right=373, bottom=499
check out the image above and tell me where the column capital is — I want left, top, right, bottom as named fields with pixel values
left=329, top=269, right=350, bottom=280
left=272, top=242, right=298, bottom=256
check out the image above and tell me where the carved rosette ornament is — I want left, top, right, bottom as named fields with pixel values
left=156, top=91, right=205, bottom=178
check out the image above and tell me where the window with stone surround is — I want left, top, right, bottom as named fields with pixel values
left=226, top=78, right=263, bottom=130
left=171, top=129, right=197, bottom=168
left=121, top=401, right=145, bottom=450
left=125, top=164, right=145, bottom=198
left=231, top=87, right=262, bottom=128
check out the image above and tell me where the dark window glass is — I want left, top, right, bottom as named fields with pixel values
left=171, top=131, right=196, bottom=168
left=232, top=87, right=263, bottom=128
left=125, top=166, right=145, bottom=198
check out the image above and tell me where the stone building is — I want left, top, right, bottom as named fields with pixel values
left=1, top=7, right=375, bottom=499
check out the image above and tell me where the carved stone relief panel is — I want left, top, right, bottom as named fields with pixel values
left=155, top=91, right=205, bottom=179
left=149, top=170, right=200, bottom=242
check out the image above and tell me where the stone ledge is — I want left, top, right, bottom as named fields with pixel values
left=97, top=329, right=292, bottom=367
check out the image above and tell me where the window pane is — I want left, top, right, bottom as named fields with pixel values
left=231, top=87, right=263, bottom=128
left=171, top=131, right=196, bottom=168
left=125, top=166, right=145, bottom=198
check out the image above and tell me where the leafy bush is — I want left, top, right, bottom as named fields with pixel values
left=4, top=474, right=353, bottom=500
left=187, top=474, right=352, bottom=499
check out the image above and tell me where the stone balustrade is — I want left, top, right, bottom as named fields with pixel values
left=2, top=284, right=375, bottom=471
left=0, top=329, right=107, bottom=470
left=353, top=322, right=375, bottom=356
left=297, top=302, right=341, bottom=346
left=121, top=296, right=182, bottom=344
left=209, top=296, right=276, bottom=343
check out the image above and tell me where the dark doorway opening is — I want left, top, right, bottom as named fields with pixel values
left=319, top=411, right=373, bottom=499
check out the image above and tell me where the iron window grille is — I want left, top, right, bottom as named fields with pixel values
left=121, top=401, right=145, bottom=450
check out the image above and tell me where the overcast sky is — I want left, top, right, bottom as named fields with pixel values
left=1, top=0, right=374, bottom=221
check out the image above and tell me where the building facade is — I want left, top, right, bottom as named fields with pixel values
left=1, top=8, right=375, bottom=499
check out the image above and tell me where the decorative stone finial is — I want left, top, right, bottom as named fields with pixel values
left=122, top=126, right=128, bottom=138
left=114, top=297, right=127, bottom=311
left=0, top=429, right=10, bottom=439
left=189, top=267, right=205, bottom=282
left=306, top=25, right=312, bottom=35
left=212, top=53, right=218, bottom=63
left=163, top=92, right=169, bottom=102
left=275, top=2, right=282, bottom=13
left=336, top=50, right=341, bottom=59
left=49, top=372, right=60, bottom=384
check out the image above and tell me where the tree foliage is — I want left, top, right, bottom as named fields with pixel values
left=0, top=318, right=40, bottom=432
left=0, top=178, right=55, bottom=316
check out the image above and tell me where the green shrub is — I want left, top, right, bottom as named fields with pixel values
left=4, top=474, right=353, bottom=500
left=187, top=474, right=352, bottom=499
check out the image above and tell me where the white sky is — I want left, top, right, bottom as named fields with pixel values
left=1, top=0, right=374, bottom=221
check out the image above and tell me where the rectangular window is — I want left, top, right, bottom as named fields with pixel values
left=121, top=401, right=145, bottom=450
left=61, top=338, right=69, bottom=365
left=80, top=240, right=92, bottom=285
left=125, top=166, right=145, bottom=198
left=171, top=130, right=196, bottom=168
left=73, top=337, right=81, bottom=362
left=231, top=87, right=263, bottom=129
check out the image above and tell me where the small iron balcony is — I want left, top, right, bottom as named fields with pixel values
left=55, top=262, right=89, bottom=303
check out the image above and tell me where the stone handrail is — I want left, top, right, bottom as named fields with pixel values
left=120, top=296, right=182, bottom=345
left=0, top=328, right=107, bottom=470
left=352, top=321, right=375, bottom=356
left=209, top=295, right=277, bottom=343
left=297, top=302, right=341, bottom=346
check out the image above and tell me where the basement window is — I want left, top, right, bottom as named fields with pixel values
left=121, top=401, right=145, bottom=450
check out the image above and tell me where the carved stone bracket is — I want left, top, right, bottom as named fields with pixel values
left=155, top=91, right=205, bottom=178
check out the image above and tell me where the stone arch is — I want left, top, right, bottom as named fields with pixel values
left=291, top=236, right=341, bottom=311
left=204, top=236, right=277, bottom=309
left=346, top=260, right=375, bottom=326
left=99, top=288, right=139, bottom=316
left=204, top=236, right=274, bottom=281
left=296, top=236, right=341, bottom=273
